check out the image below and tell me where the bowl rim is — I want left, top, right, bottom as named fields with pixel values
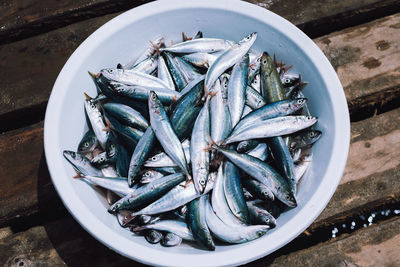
left=44, top=0, right=350, bottom=266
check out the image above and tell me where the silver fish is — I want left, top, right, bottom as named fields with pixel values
left=224, top=115, right=318, bottom=144
left=294, top=153, right=312, bottom=185
left=132, top=220, right=194, bottom=241
left=130, top=56, right=158, bottom=74
left=204, top=32, right=257, bottom=93
left=228, top=54, right=249, bottom=127
left=204, top=195, right=269, bottom=244
left=148, top=92, right=191, bottom=178
left=63, top=150, right=102, bottom=177
left=190, top=96, right=211, bottom=193
left=231, top=98, right=308, bottom=139
left=157, top=55, right=176, bottom=91
left=213, top=145, right=297, bottom=207
left=211, top=164, right=245, bottom=226
left=109, top=81, right=181, bottom=105
left=139, top=170, right=165, bottom=184
left=161, top=232, right=183, bottom=247
left=182, top=52, right=217, bottom=68
left=79, top=175, right=133, bottom=197
left=143, top=140, right=190, bottom=168
left=102, top=102, right=149, bottom=131
left=123, top=173, right=216, bottom=223
left=210, top=76, right=231, bottom=144
left=247, top=143, right=269, bottom=161
left=160, top=38, right=234, bottom=54
left=84, top=93, right=109, bottom=149
left=101, top=68, right=173, bottom=91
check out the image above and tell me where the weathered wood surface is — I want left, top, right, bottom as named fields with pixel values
left=1, top=0, right=399, bottom=45
left=316, top=13, right=400, bottom=121
left=1, top=2, right=400, bottom=125
left=0, top=13, right=117, bottom=131
left=0, top=0, right=152, bottom=45
left=0, top=121, right=65, bottom=227
left=262, top=217, right=400, bottom=266
left=0, top=214, right=138, bottom=267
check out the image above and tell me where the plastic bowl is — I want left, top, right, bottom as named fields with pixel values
left=44, top=0, right=350, bottom=266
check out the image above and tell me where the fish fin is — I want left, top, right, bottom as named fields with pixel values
left=102, top=117, right=112, bottom=132
left=183, top=178, right=193, bottom=188
left=122, top=213, right=137, bottom=226
left=88, top=71, right=100, bottom=79
left=182, top=32, right=192, bottom=41
left=116, top=63, right=123, bottom=69
left=73, top=173, right=83, bottom=179
left=149, top=39, right=164, bottom=56
left=84, top=92, right=92, bottom=100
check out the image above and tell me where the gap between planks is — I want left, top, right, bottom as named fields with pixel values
left=1, top=0, right=399, bottom=45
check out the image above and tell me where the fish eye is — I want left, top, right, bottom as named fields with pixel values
left=263, top=60, right=267, bottom=64
left=199, top=179, right=206, bottom=185
left=265, top=218, right=270, bottom=223
left=151, top=94, right=157, bottom=100
left=306, top=116, right=313, bottom=120
left=109, top=69, right=114, bottom=73
left=297, top=99, right=304, bottom=104
left=152, top=156, right=158, bottom=161
left=285, top=78, right=291, bottom=83
left=84, top=142, right=89, bottom=147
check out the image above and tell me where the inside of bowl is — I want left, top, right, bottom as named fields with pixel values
left=57, top=5, right=335, bottom=257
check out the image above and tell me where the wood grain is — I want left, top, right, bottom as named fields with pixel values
left=1, top=0, right=399, bottom=45
left=260, top=217, right=400, bottom=266
left=0, top=0, right=152, bottom=45
left=0, top=214, right=140, bottom=266
left=315, top=13, right=400, bottom=121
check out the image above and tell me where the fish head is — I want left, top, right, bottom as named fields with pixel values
left=259, top=210, right=277, bottom=228
left=90, top=152, right=108, bottom=167
left=301, top=115, right=318, bottom=127
left=277, top=189, right=297, bottom=208
left=253, top=225, right=269, bottom=238
left=63, top=150, right=86, bottom=164
left=306, top=130, right=322, bottom=143
left=282, top=74, right=300, bottom=87
left=105, top=132, right=118, bottom=158
left=287, top=98, right=307, bottom=113
left=78, top=134, right=97, bottom=153
left=237, top=141, right=251, bottom=153
left=140, top=170, right=163, bottom=183
left=100, top=68, right=124, bottom=81
left=238, top=32, right=258, bottom=46
left=260, top=52, right=275, bottom=74
left=148, top=91, right=162, bottom=112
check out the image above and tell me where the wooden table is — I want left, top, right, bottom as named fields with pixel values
left=1, top=1, right=400, bottom=266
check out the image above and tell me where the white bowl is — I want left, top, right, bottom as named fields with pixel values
left=44, top=0, right=350, bottom=266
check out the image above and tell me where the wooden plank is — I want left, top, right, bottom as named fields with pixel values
left=264, top=217, right=400, bottom=266
left=0, top=122, right=65, bottom=227
left=0, top=206, right=399, bottom=266
left=0, top=215, right=140, bottom=266
left=315, top=13, right=400, bottom=121
left=0, top=0, right=152, bottom=45
left=310, top=107, right=400, bottom=230
left=1, top=0, right=399, bottom=45
left=1, top=10, right=400, bottom=128
left=0, top=13, right=118, bottom=129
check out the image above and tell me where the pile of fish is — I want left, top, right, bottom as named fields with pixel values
left=63, top=31, right=322, bottom=250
